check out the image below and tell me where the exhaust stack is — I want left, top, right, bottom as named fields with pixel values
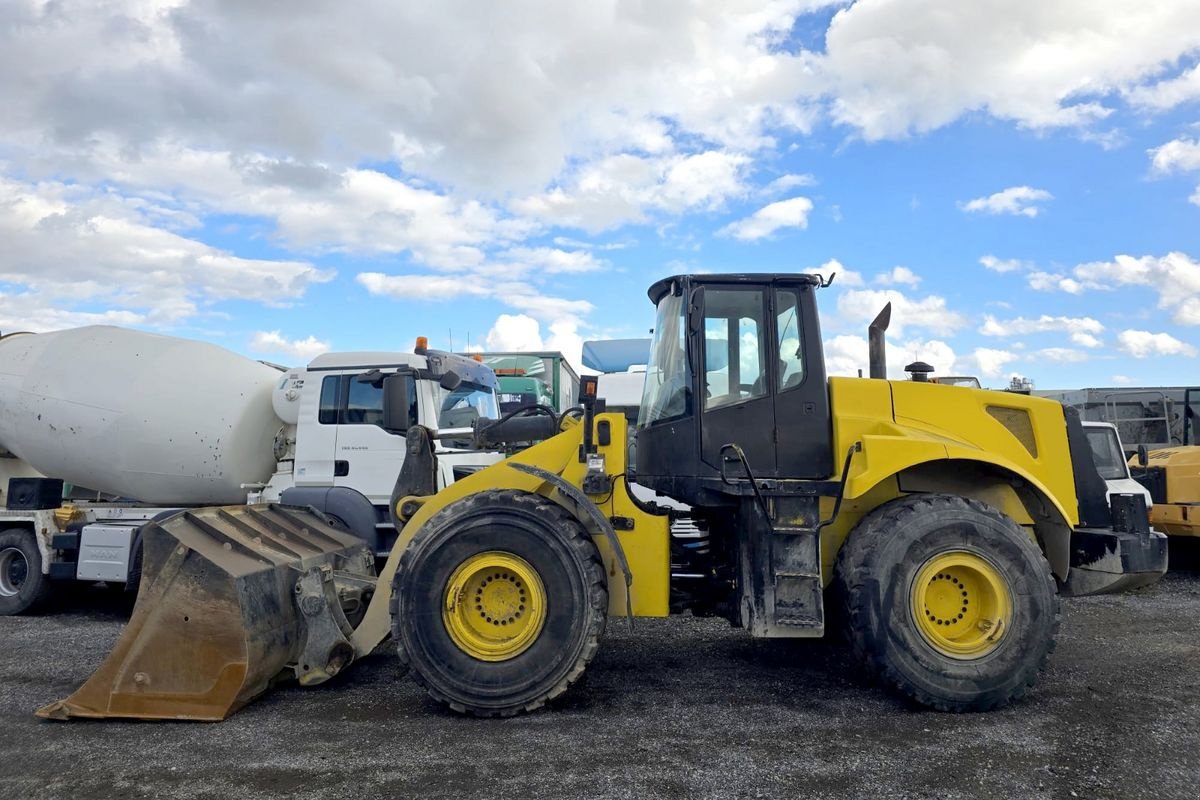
left=868, top=303, right=892, bottom=379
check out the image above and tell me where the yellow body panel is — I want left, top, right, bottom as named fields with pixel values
left=820, top=378, right=1079, bottom=580
left=1135, top=447, right=1200, bottom=536
left=351, top=413, right=670, bottom=656
left=1141, top=446, right=1200, bottom=504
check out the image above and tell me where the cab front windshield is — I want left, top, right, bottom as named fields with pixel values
left=638, top=289, right=690, bottom=428
left=1085, top=426, right=1129, bottom=481
left=437, top=381, right=499, bottom=429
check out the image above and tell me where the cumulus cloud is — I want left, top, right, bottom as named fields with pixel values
left=1127, top=65, right=1200, bottom=110
left=718, top=196, right=814, bottom=241
left=962, top=186, right=1053, bottom=218
left=0, top=176, right=333, bottom=326
left=1117, top=330, right=1198, bottom=358
left=874, top=266, right=920, bottom=286
left=513, top=151, right=754, bottom=232
left=484, top=313, right=585, bottom=370
left=819, top=0, right=1200, bottom=139
left=979, top=314, right=1103, bottom=337
left=979, top=255, right=1030, bottom=273
left=836, top=288, right=966, bottom=337
left=1148, top=138, right=1200, bottom=175
left=963, top=348, right=1019, bottom=379
left=250, top=331, right=331, bottom=362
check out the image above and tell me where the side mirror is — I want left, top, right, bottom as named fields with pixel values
left=1137, top=445, right=1149, bottom=468
left=356, top=369, right=384, bottom=387
left=382, top=374, right=412, bottom=433
left=439, top=370, right=462, bottom=391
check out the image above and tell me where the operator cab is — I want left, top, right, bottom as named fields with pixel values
left=636, top=274, right=833, bottom=507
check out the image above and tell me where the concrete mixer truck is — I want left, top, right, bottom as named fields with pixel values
left=0, top=327, right=502, bottom=615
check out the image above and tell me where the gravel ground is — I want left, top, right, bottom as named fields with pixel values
left=2, top=572, right=1199, bottom=800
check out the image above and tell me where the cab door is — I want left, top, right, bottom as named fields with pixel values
left=293, top=373, right=341, bottom=487
left=698, top=285, right=777, bottom=478
left=333, top=371, right=415, bottom=505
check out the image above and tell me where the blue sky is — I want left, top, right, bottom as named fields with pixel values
left=3, top=1, right=1200, bottom=389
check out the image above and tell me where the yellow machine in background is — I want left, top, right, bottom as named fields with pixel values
left=1131, top=447, right=1200, bottom=536
left=38, top=273, right=1168, bottom=722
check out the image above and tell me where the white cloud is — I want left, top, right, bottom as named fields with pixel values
left=896, top=339, right=956, bottom=375
left=979, top=314, right=1103, bottom=337
left=836, top=288, right=966, bottom=337
left=1027, top=271, right=1084, bottom=295
left=1071, top=332, right=1103, bottom=348
left=1117, top=330, right=1198, bottom=358
left=513, top=150, right=753, bottom=232
left=1033, top=347, right=1089, bottom=363
left=718, top=196, right=814, bottom=241
left=1112, top=374, right=1135, bottom=385
left=1149, top=137, right=1200, bottom=205
left=1070, top=252, right=1200, bottom=325
left=484, top=313, right=585, bottom=370
left=762, top=173, right=817, bottom=195
left=874, top=266, right=920, bottom=286
left=824, top=334, right=870, bottom=378
left=979, top=255, right=1029, bottom=273
left=0, top=176, right=333, bottom=326
left=822, top=259, right=863, bottom=287
left=1128, top=65, right=1200, bottom=111
left=819, top=0, right=1200, bottom=139
left=1148, top=138, right=1200, bottom=175
left=250, top=331, right=330, bottom=362
left=962, top=186, right=1053, bottom=218
left=963, top=348, right=1019, bottom=379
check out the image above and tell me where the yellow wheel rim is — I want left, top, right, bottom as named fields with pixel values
left=910, top=551, right=1013, bottom=660
left=443, top=552, right=547, bottom=662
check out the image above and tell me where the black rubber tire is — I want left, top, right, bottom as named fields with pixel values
left=391, top=489, right=607, bottom=717
left=833, top=494, right=1059, bottom=712
left=0, top=527, right=53, bottom=616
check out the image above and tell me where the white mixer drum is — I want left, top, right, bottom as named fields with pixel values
left=0, top=326, right=284, bottom=505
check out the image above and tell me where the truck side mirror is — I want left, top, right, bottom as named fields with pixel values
left=1137, top=445, right=1148, bottom=468
left=439, top=370, right=462, bottom=391
left=382, top=374, right=412, bottom=433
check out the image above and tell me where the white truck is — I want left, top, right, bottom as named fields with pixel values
left=0, top=326, right=501, bottom=615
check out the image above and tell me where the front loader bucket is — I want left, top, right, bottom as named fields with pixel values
left=37, top=504, right=375, bottom=722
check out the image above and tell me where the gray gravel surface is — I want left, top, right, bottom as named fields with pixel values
left=2, top=573, right=1199, bottom=799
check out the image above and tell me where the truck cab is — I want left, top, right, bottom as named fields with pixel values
left=1082, top=421, right=1153, bottom=509
left=259, top=348, right=503, bottom=555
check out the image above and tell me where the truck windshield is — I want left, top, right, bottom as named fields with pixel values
left=437, top=382, right=499, bottom=429
left=1085, top=427, right=1129, bottom=481
left=638, top=290, right=690, bottom=428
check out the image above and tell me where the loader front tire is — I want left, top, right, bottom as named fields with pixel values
left=834, top=494, right=1059, bottom=712
left=0, top=528, right=53, bottom=616
left=392, top=490, right=607, bottom=717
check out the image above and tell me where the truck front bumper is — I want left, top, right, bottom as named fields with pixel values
left=1061, top=527, right=1169, bottom=596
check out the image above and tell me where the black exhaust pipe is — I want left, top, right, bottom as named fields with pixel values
left=868, top=303, right=891, bottom=379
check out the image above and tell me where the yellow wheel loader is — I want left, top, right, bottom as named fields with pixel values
left=37, top=273, right=1167, bottom=721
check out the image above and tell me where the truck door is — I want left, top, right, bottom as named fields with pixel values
left=293, top=374, right=341, bottom=487
left=698, top=285, right=777, bottom=477
left=333, top=371, right=415, bottom=505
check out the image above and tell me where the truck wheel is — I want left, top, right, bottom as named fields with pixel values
left=0, top=528, right=53, bottom=615
left=392, top=489, right=607, bottom=717
left=834, top=494, right=1059, bottom=711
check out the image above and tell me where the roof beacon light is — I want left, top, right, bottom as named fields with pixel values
left=414, top=336, right=429, bottom=355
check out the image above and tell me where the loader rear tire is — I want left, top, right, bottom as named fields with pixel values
left=0, top=528, right=53, bottom=616
left=392, top=489, right=607, bottom=717
left=834, top=494, right=1059, bottom=712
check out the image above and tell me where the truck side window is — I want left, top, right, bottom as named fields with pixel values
left=345, top=376, right=385, bottom=426
left=318, top=376, right=340, bottom=425
left=775, top=289, right=804, bottom=391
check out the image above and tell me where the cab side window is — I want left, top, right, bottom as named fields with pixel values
left=702, top=287, right=767, bottom=409
left=317, top=373, right=417, bottom=428
left=775, top=289, right=805, bottom=391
